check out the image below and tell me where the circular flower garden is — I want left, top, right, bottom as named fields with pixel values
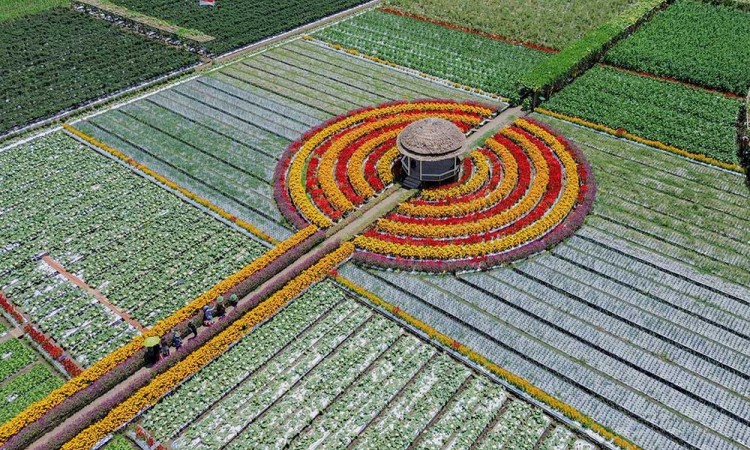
left=275, top=100, right=596, bottom=273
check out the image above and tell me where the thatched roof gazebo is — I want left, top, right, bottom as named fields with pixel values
left=397, top=118, right=466, bottom=188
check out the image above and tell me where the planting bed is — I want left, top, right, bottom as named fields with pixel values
left=74, top=38, right=504, bottom=242
left=541, top=65, right=742, bottom=164
left=0, top=7, right=197, bottom=135
left=314, top=9, right=551, bottom=101
left=606, top=0, right=750, bottom=95
left=0, top=338, right=64, bottom=427
left=137, top=281, right=595, bottom=450
left=105, top=0, right=371, bottom=54
left=385, top=0, right=639, bottom=49
left=340, top=114, right=750, bottom=450
left=0, top=133, right=265, bottom=365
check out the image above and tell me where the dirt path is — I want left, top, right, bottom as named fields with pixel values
left=42, top=256, right=145, bottom=333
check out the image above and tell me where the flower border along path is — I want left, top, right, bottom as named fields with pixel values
left=60, top=243, right=355, bottom=450
left=0, top=222, right=321, bottom=450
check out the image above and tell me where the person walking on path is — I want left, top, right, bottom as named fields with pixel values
left=202, top=305, right=213, bottom=326
left=215, top=295, right=226, bottom=318
left=171, top=330, right=182, bottom=350
left=188, top=320, right=198, bottom=339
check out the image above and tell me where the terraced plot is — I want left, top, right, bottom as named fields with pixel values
left=137, top=281, right=596, bottom=450
left=73, top=38, right=504, bottom=242
left=339, top=115, right=750, bottom=450
left=0, top=338, right=64, bottom=427
left=0, top=133, right=265, bottom=365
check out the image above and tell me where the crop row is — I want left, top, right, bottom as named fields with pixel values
left=134, top=280, right=584, bottom=449
left=541, top=66, right=741, bottom=165
left=0, top=7, right=197, bottom=135
left=314, top=9, right=549, bottom=101
left=606, top=0, right=750, bottom=95
left=0, top=133, right=264, bottom=365
left=0, top=364, right=63, bottom=426
left=108, top=0, right=371, bottom=54
left=386, top=0, right=641, bottom=50
left=74, top=39, right=499, bottom=242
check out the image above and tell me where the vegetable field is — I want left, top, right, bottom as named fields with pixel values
left=541, top=65, right=741, bottom=164
left=315, top=9, right=550, bottom=101
left=386, top=0, right=639, bottom=49
left=0, top=133, right=265, bottom=365
left=137, top=281, right=595, bottom=450
left=106, top=0, right=371, bottom=54
left=73, top=38, right=503, bottom=242
left=340, top=115, right=750, bottom=450
left=606, top=0, right=750, bottom=95
left=0, top=339, right=64, bottom=427
left=0, top=8, right=197, bottom=135
left=0, top=0, right=69, bottom=21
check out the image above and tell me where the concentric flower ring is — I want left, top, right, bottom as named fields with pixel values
left=274, top=100, right=595, bottom=273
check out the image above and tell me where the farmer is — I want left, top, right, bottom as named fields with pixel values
left=215, top=295, right=226, bottom=318
left=228, top=293, right=239, bottom=308
left=171, top=330, right=182, bottom=350
left=202, top=304, right=214, bottom=326
left=188, top=320, right=198, bottom=339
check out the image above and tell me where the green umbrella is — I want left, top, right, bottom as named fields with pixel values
left=144, top=336, right=161, bottom=347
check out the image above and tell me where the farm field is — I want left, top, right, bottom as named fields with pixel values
left=385, top=0, right=639, bottom=49
left=605, top=0, right=750, bottom=95
left=0, top=7, right=198, bottom=135
left=339, top=114, right=750, bottom=450
left=541, top=65, right=742, bottom=164
left=135, top=281, right=596, bottom=450
left=0, top=133, right=265, bottom=366
left=105, top=0, right=372, bottom=54
left=0, top=337, right=64, bottom=428
left=314, top=9, right=550, bottom=101
left=0, top=0, right=69, bottom=21
left=73, top=38, right=504, bottom=242
left=2, top=1, right=750, bottom=449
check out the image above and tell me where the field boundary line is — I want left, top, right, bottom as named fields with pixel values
left=41, top=256, right=145, bottom=333
left=306, top=38, right=508, bottom=105
left=59, top=243, right=355, bottom=450
left=62, top=124, right=277, bottom=245
left=601, top=63, right=745, bottom=100
left=379, top=6, right=560, bottom=54
left=536, top=108, right=745, bottom=173
left=333, top=275, right=634, bottom=450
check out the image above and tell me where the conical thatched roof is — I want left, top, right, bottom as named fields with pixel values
left=397, top=118, right=466, bottom=162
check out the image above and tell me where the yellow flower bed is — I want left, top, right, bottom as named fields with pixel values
left=347, top=129, right=401, bottom=198
left=376, top=128, right=549, bottom=238
left=61, top=242, right=355, bottom=450
left=333, top=275, right=640, bottom=450
left=418, top=150, right=489, bottom=201
left=397, top=139, right=517, bottom=218
left=535, top=108, right=744, bottom=173
left=289, top=103, right=490, bottom=226
left=377, top=147, right=400, bottom=185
